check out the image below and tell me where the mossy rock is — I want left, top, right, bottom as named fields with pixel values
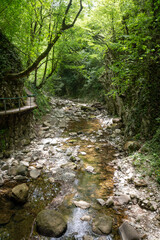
left=36, top=209, right=67, bottom=237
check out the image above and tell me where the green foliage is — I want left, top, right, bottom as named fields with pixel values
left=26, top=84, right=51, bottom=119
left=133, top=127, right=160, bottom=183
left=51, top=25, right=104, bottom=99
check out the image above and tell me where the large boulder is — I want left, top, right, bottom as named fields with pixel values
left=36, top=209, right=67, bottom=237
left=92, top=215, right=113, bottom=235
left=11, top=183, right=29, bottom=203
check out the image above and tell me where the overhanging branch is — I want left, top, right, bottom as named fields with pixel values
left=6, top=0, right=83, bottom=81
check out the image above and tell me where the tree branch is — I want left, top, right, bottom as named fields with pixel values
left=6, top=0, right=83, bottom=81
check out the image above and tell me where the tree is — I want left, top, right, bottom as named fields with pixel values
left=2, top=0, right=83, bottom=81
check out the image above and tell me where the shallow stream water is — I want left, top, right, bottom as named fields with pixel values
left=0, top=101, right=125, bottom=240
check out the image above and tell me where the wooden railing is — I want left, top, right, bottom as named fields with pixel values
left=0, top=88, right=37, bottom=115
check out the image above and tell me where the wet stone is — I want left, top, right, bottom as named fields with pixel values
left=30, top=169, right=41, bottom=179
left=20, top=161, right=29, bottom=167
left=97, top=199, right=106, bottom=206
left=119, top=221, right=140, bottom=240
left=92, top=215, right=113, bottom=235
left=11, top=183, right=29, bottom=203
left=114, top=195, right=131, bottom=206
left=36, top=209, right=67, bottom=237
left=83, top=235, right=93, bottom=240
left=14, top=175, right=28, bottom=180
left=16, top=165, right=28, bottom=176
left=1, top=164, right=9, bottom=171
left=73, top=200, right=90, bottom=209
left=81, top=215, right=91, bottom=221
left=85, top=166, right=95, bottom=174
left=106, top=196, right=114, bottom=207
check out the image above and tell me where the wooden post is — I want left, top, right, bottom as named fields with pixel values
left=4, top=99, right=6, bottom=113
left=18, top=98, right=21, bottom=111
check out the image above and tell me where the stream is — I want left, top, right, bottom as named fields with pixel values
left=0, top=98, right=159, bottom=240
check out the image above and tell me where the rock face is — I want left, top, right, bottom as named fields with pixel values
left=92, top=215, right=113, bottom=235
left=36, top=209, right=67, bottom=237
left=119, top=221, right=140, bottom=240
left=0, top=31, right=35, bottom=152
left=11, top=183, right=29, bottom=203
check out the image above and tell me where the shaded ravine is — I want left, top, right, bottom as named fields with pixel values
left=0, top=99, right=126, bottom=240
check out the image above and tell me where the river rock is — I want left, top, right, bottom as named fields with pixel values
left=20, top=161, right=29, bottom=167
left=106, top=196, right=114, bottom=207
left=43, top=121, right=51, bottom=127
left=114, top=195, right=131, bottom=206
left=16, top=165, right=28, bottom=176
left=30, top=169, right=41, bottom=179
left=85, top=166, right=95, bottom=174
left=81, top=215, right=91, bottom=221
left=14, top=175, right=28, bottom=180
left=64, top=172, right=76, bottom=181
left=134, top=179, right=148, bottom=188
left=12, top=183, right=29, bottom=203
left=36, top=209, right=67, bottom=237
left=119, top=221, right=140, bottom=240
left=97, top=198, right=106, bottom=206
left=59, top=120, right=66, bottom=128
left=114, top=129, right=121, bottom=134
left=9, top=166, right=18, bottom=176
left=1, top=164, right=9, bottom=171
left=80, top=152, right=87, bottom=156
left=113, top=118, right=121, bottom=123
left=92, top=215, right=113, bottom=235
left=73, top=200, right=90, bottom=209
left=0, top=174, right=4, bottom=186
left=124, top=141, right=141, bottom=152
left=83, top=235, right=93, bottom=240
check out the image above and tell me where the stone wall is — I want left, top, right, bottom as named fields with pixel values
left=0, top=111, right=36, bottom=153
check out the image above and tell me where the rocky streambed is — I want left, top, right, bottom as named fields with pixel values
left=0, top=98, right=159, bottom=240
